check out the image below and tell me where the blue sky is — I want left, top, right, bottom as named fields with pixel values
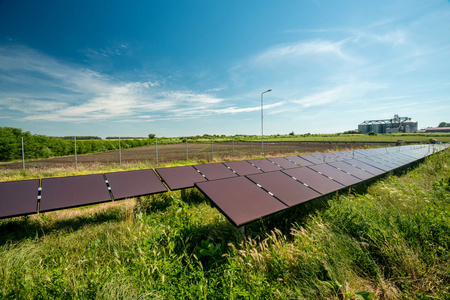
left=1, top=0, right=450, bottom=138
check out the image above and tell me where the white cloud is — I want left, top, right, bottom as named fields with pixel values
left=255, top=39, right=351, bottom=63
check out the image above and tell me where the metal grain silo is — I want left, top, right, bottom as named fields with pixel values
left=403, top=119, right=418, bottom=133
left=358, top=122, right=369, bottom=133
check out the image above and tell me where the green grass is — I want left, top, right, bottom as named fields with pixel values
left=1, top=149, right=449, bottom=299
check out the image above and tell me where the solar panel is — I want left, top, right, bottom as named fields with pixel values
left=246, top=171, right=321, bottom=207
left=357, top=157, right=395, bottom=171
left=0, top=179, right=39, bottom=219
left=328, top=161, right=375, bottom=180
left=343, top=160, right=385, bottom=176
left=308, top=164, right=362, bottom=186
left=310, top=153, right=339, bottom=163
left=194, top=163, right=238, bottom=181
left=155, top=165, right=207, bottom=190
left=282, top=167, right=345, bottom=195
left=223, top=161, right=262, bottom=176
left=268, top=157, right=299, bottom=169
left=300, top=154, right=325, bottom=165
left=40, top=174, right=111, bottom=212
left=247, top=159, right=283, bottom=172
left=284, top=156, right=314, bottom=167
left=104, top=169, right=168, bottom=200
left=195, top=176, right=288, bottom=227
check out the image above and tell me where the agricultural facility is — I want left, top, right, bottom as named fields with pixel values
left=358, top=114, right=418, bottom=134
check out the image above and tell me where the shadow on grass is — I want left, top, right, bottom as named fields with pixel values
left=0, top=206, right=126, bottom=246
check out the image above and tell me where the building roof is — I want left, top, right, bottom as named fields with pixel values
left=425, top=127, right=450, bottom=131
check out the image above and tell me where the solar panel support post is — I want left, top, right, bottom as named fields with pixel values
left=74, top=137, right=78, bottom=169
left=238, top=225, right=246, bottom=238
left=181, top=188, right=186, bottom=200
left=21, top=136, right=25, bottom=170
left=119, top=137, right=122, bottom=167
left=155, top=137, right=159, bottom=166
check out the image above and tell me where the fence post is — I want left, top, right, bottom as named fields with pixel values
left=293, top=136, right=295, bottom=154
left=21, top=136, right=25, bottom=170
left=211, top=137, right=214, bottom=160
left=232, top=136, right=234, bottom=157
left=250, top=137, right=252, bottom=156
left=74, top=137, right=78, bottom=169
left=155, top=137, right=158, bottom=166
left=119, top=137, right=122, bottom=167
left=281, top=137, right=283, bottom=155
left=186, top=137, right=188, bottom=161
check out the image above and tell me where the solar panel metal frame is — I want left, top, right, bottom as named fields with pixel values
left=282, top=167, right=345, bottom=195
left=247, top=159, right=283, bottom=172
left=195, top=176, right=288, bottom=227
left=223, top=161, right=263, bottom=176
left=40, top=174, right=111, bottom=212
left=308, top=164, right=362, bottom=187
left=267, top=157, right=300, bottom=170
left=193, top=163, right=239, bottom=181
left=104, top=169, right=168, bottom=200
left=155, top=165, right=207, bottom=190
left=246, top=171, right=321, bottom=207
left=0, top=179, right=39, bottom=219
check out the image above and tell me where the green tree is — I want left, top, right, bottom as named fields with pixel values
left=148, top=134, right=156, bottom=139
left=438, top=122, right=450, bottom=127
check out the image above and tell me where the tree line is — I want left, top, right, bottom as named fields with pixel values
left=0, top=127, right=151, bottom=162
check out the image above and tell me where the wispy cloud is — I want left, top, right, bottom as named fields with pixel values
left=255, top=39, right=351, bottom=63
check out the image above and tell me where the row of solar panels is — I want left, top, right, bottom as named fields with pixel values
left=0, top=144, right=447, bottom=225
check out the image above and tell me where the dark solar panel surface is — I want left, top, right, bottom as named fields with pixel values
left=285, top=156, right=314, bottom=167
left=156, top=165, right=207, bottom=190
left=195, top=177, right=287, bottom=227
left=0, top=179, right=39, bottom=218
left=268, top=157, right=299, bottom=169
left=194, top=163, right=238, bottom=181
left=105, top=169, right=167, bottom=200
left=308, top=164, right=361, bottom=186
left=248, top=159, right=283, bottom=172
left=40, top=174, right=111, bottom=212
left=328, top=161, right=375, bottom=180
left=223, top=161, right=262, bottom=176
left=343, top=160, right=385, bottom=175
left=283, top=167, right=344, bottom=195
left=247, top=171, right=321, bottom=207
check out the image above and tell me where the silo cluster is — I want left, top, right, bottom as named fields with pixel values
left=358, top=114, right=418, bottom=134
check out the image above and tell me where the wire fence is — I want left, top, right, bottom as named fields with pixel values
left=0, top=136, right=411, bottom=170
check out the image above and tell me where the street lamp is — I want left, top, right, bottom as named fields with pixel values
left=261, top=89, right=272, bottom=156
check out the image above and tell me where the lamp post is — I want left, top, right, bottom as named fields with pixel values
left=261, top=89, right=272, bottom=156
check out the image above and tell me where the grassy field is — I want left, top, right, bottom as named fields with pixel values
left=1, top=148, right=449, bottom=299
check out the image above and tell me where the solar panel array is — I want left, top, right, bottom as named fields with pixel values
left=0, top=144, right=448, bottom=226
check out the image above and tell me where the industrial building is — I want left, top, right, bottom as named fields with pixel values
left=425, top=127, right=450, bottom=133
left=358, top=114, right=418, bottom=134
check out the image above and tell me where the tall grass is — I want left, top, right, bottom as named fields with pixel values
left=1, top=149, right=449, bottom=299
